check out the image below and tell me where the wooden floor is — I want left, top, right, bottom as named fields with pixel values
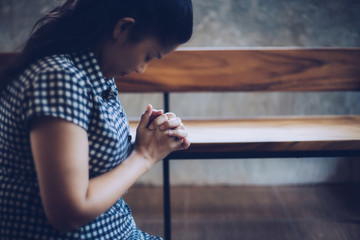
left=124, top=184, right=360, bottom=240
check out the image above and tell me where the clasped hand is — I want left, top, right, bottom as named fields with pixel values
left=134, top=105, right=190, bottom=164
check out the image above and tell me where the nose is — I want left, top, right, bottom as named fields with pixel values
left=135, top=63, right=148, bottom=74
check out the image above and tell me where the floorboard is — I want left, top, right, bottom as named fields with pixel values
left=124, top=184, right=360, bottom=240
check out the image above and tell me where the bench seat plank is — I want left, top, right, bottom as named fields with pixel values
left=130, top=115, right=360, bottom=155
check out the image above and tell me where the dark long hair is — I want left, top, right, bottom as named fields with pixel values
left=0, top=0, right=193, bottom=94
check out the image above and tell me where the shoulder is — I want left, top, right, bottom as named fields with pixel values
left=17, top=54, right=90, bottom=95
left=35, top=54, right=86, bottom=84
left=19, top=54, right=94, bottom=130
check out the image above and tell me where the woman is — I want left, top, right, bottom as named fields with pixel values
left=0, top=0, right=193, bottom=239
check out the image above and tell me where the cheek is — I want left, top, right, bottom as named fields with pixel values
left=116, top=52, right=142, bottom=71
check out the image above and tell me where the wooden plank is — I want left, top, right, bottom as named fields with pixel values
left=2, top=49, right=359, bottom=92
left=116, top=48, right=360, bottom=92
left=129, top=116, right=360, bottom=153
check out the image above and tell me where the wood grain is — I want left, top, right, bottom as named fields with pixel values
left=126, top=185, right=360, bottom=240
left=129, top=116, right=360, bottom=154
left=1, top=49, right=360, bottom=92
left=116, top=48, right=360, bottom=92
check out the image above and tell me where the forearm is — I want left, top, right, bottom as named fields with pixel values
left=85, top=151, right=152, bottom=215
left=58, top=150, right=154, bottom=232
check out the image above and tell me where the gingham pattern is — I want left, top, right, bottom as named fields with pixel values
left=0, top=50, right=162, bottom=240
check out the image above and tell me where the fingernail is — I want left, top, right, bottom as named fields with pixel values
left=149, top=124, right=155, bottom=130
left=146, top=104, right=153, bottom=112
left=167, top=130, right=174, bottom=135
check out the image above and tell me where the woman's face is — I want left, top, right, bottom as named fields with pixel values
left=100, top=35, right=178, bottom=79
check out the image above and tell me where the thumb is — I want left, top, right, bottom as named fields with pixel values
left=138, top=104, right=153, bottom=129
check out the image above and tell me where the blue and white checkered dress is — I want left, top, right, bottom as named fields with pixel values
left=0, top=50, right=162, bottom=240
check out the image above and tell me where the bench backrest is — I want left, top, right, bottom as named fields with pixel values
left=1, top=48, right=360, bottom=93
left=116, top=48, right=360, bottom=93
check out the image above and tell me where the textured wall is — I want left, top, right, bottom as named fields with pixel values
left=1, top=0, right=359, bottom=185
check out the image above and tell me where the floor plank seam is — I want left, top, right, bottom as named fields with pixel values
left=272, top=186, right=302, bottom=240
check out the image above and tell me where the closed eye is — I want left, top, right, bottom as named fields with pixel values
left=145, top=55, right=152, bottom=63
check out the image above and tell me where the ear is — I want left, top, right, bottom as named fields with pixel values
left=112, top=17, right=136, bottom=40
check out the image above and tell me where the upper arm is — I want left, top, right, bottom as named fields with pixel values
left=30, top=116, right=89, bottom=230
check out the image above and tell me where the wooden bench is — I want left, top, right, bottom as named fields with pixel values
left=1, top=48, right=360, bottom=240
left=120, top=48, right=360, bottom=240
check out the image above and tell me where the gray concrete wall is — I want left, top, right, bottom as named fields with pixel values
left=1, top=0, right=359, bottom=185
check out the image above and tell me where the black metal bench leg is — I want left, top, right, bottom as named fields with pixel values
left=163, top=157, right=171, bottom=240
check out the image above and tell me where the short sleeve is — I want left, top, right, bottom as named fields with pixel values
left=22, top=68, right=92, bottom=130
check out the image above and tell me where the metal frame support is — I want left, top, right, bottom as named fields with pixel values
left=163, top=158, right=171, bottom=240
left=163, top=92, right=171, bottom=240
